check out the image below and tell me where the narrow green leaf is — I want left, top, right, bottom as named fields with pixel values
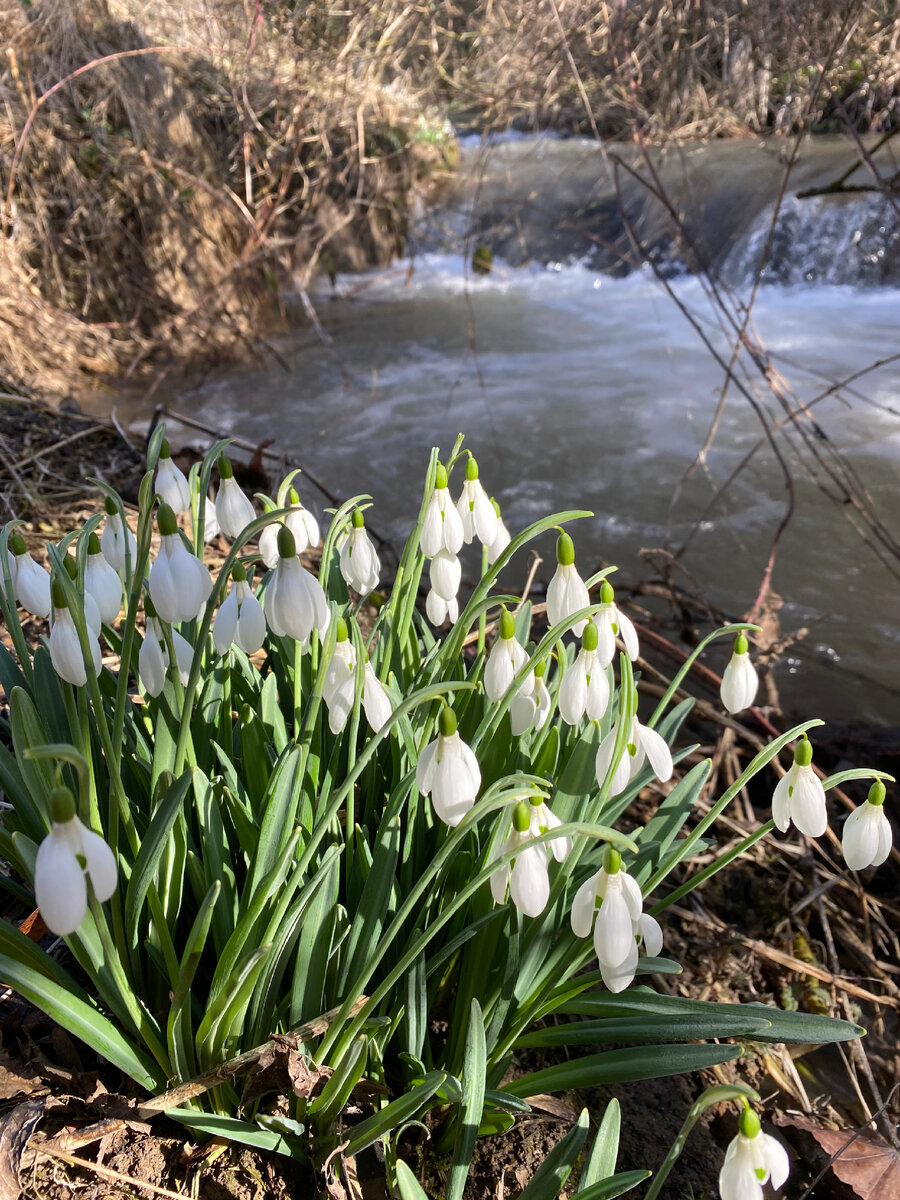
left=124, top=770, right=192, bottom=940
left=167, top=1109, right=297, bottom=1155
left=448, top=999, right=486, bottom=1200
left=515, top=1012, right=772, bottom=1049
left=519, top=1108, right=589, bottom=1200
left=577, top=1170, right=651, bottom=1200
left=343, top=1072, right=446, bottom=1157
left=502, top=1044, right=742, bottom=1099
left=395, top=1161, right=429, bottom=1200
left=578, top=1099, right=620, bottom=1192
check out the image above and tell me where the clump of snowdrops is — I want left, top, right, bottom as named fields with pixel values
left=0, top=428, right=890, bottom=1199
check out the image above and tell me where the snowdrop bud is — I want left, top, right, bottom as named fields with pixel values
left=570, top=849, right=657, bottom=993
left=34, top=786, right=117, bottom=936
left=214, top=455, right=256, bottom=541
left=148, top=504, right=213, bottom=624
left=842, top=779, right=892, bottom=871
left=546, top=532, right=590, bottom=636
left=155, top=440, right=191, bottom=514
left=285, top=487, right=320, bottom=551
left=771, top=735, right=827, bottom=838
left=559, top=620, right=609, bottom=725
left=9, top=532, right=51, bottom=618
left=718, top=1101, right=789, bottom=1200
left=490, top=798, right=552, bottom=917
left=340, top=509, right=381, bottom=595
left=595, top=712, right=672, bottom=796
left=720, top=632, right=759, bottom=714
left=426, top=589, right=458, bottom=627
left=85, top=532, right=122, bottom=624
left=139, top=610, right=169, bottom=698
left=593, top=580, right=639, bottom=667
left=213, top=562, right=267, bottom=655
left=416, top=705, right=481, bottom=827
left=484, top=606, right=530, bottom=702
left=100, top=496, right=137, bottom=575
left=486, top=497, right=512, bottom=566
left=456, top=455, right=498, bottom=546
left=529, top=795, right=571, bottom=861
left=49, top=580, right=102, bottom=686
left=265, top=524, right=329, bottom=643
left=322, top=618, right=356, bottom=734
left=420, top=462, right=464, bottom=558
left=512, top=799, right=531, bottom=833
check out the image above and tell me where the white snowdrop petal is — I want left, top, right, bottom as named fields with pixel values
left=215, top=477, right=256, bottom=540
left=419, top=494, right=444, bottom=558
left=15, top=556, right=52, bottom=618
left=213, top=590, right=239, bottom=655
left=35, top=829, right=89, bottom=935
left=771, top=770, right=793, bottom=833
left=639, top=912, right=664, bottom=958
left=362, top=665, right=392, bottom=732
left=156, top=458, right=191, bottom=513
left=487, top=518, right=511, bottom=565
left=616, top=607, right=640, bottom=661
left=638, top=722, right=673, bottom=783
left=416, top=740, right=438, bottom=796
left=510, top=843, right=550, bottom=917
left=509, top=690, right=536, bottom=736
left=139, top=625, right=168, bottom=696
left=236, top=593, right=266, bottom=654
left=559, top=659, right=588, bottom=725
left=50, top=613, right=88, bottom=686
left=430, top=550, right=461, bottom=602
left=761, top=1133, right=790, bottom=1190
left=81, top=826, right=118, bottom=901
left=598, top=938, right=639, bottom=994
left=594, top=884, right=636, bottom=968
left=172, top=631, right=194, bottom=686
left=425, top=588, right=449, bottom=626
left=472, top=484, right=499, bottom=546
left=85, top=554, right=122, bottom=623
left=570, top=874, right=599, bottom=938
left=585, top=662, right=610, bottom=721
left=593, top=612, right=616, bottom=669
left=872, top=808, right=893, bottom=867
left=719, top=1138, right=764, bottom=1200
left=594, top=726, right=618, bottom=789
left=620, top=872, right=644, bottom=921
left=790, top=766, right=827, bottom=838
left=259, top=523, right=280, bottom=569
left=485, top=638, right=516, bottom=701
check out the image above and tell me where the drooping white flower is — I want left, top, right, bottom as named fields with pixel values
left=420, top=462, right=464, bottom=558
left=416, top=706, right=481, bottom=827
left=100, top=497, right=137, bottom=575
left=259, top=489, right=320, bottom=569
left=264, top=525, right=329, bottom=645
left=486, top=498, right=512, bottom=566
left=456, top=455, right=498, bottom=546
left=592, top=580, right=639, bottom=668
left=214, top=456, right=256, bottom=541
left=558, top=622, right=609, bottom=724
left=546, top=531, right=590, bottom=636
left=430, top=548, right=461, bottom=602
left=510, top=660, right=553, bottom=736
left=842, top=779, right=892, bottom=871
left=339, top=509, right=381, bottom=595
left=426, top=589, right=458, bottom=627
left=49, top=584, right=102, bottom=686
left=720, top=632, right=759, bottom=714
left=155, top=440, right=191, bottom=514
left=148, top=504, right=213, bottom=625
left=139, top=615, right=169, bottom=697
left=85, top=533, right=122, bottom=624
left=9, top=533, right=51, bottom=618
left=595, top=710, right=673, bottom=797
left=490, top=800, right=552, bottom=918
left=771, top=736, right=827, bottom=838
left=484, top=607, right=531, bottom=702
left=718, top=1103, right=789, bottom=1200
left=322, top=624, right=357, bottom=735
left=34, top=787, right=117, bottom=936
left=362, top=662, right=392, bottom=732
left=571, top=849, right=663, bottom=993
left=529, top=797, right=572, bottom=862
left=213, top=565, right=266, bottom=655
left=202, top=496, right=220, bottom=543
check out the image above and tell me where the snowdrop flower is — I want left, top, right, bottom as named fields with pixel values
left=148, top=504, right=213, bottom=624
left=213, top=563, right=266, bottom=655
left=510, top=658, right=553, bottom=736
left=85, top=532, right=122, bottom=624
left=416, top=705, right=481, bottom=827
left=546, top=531, right=590, bottom=636
left=595, top=707, right=673, bottom=797
left=420, top=462, right=464, bottom=558
left=264, top=525, right=329, bottom=644
left=772, top=735, right=827, bottom=838
left=322, top=620, right=357, bottom=735
left=339, top=509, right=380, bottom=595
left=49, top=582, right=102, bottom=686
left=100, top=496, right=137, bottom=575
left=155, top=440, right=191, bottom=514
left=214, top=455, right=256, bottom=541
left=559, top=621, right=609, bottom=724
left=202, top=496, right=220, bottom=543
left=34, top=787, right=117, bottom=936
left=490, top=800, right=551, bottom=918
left=592, top=580, right=639, bottom=668
left=842, top=779, right=892, bottom=871
left=571, top=848, right=663, bottom=993
left=484, top=607, right=531, bottom=702
left=456, top=455, right=498, bottom=546
left=259, top=489, right=320, bottom=568
left=430, top=548, right=461, bottom=604
left=139, top=614, right=169, bottom=697
left=529, top=795, right=571, bottom=861
left=720, top=632, right=758, bottom=714
left=361, top=661, right=392, bottom=732
left=486, top=498, right=511, bottom=566
left=9, top=533, right=51, bottom=618
left=426, top=589, right=458, bottom=627
left=719, top=1102, right=789, bottom=1200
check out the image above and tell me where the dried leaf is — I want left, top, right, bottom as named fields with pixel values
left=782, top=1115, right=900, bottom=1199
left=0, top=1064, right=43, bottom=1101
left=0, top=1097, right=46, bottom=1200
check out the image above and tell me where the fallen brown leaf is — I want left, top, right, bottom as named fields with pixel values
left=0, top=1097, right=46, bottom=1200
left=782, top=1115, right=900, bottom=1199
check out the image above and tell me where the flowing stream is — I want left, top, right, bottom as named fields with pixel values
left=127, top=135, right=900, bottom=727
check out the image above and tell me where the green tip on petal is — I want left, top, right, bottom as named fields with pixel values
left=499, top=606, right=515, bottom=641
left=604, top=845, right=622, bottom=875
left=64, top=554, right=77, bottom=580
left=582, top=621, right=599, bottom=652
left=336, top=617, right=349, bottom=643
left=734, top=632, right=749, bottom=655
left=556, top=531, right=575, bottom=566
left=438, top=704, right=457, bottom=738
left=51, top=579, right=68, bottom=609
left=288, top=486, right=300, bottom=504
left=49, top=786, right=77, bottom=824
left=9, top=532, right=26, bottom=556
left=739, top=1104, right=761, bottom=1140
left=513, top=800, right=531, bottom=833
left=352, top=508, right=365, bottom=529
left=218, top=454, right=234, bottom=480
left=277, top=525, right=297, bottom=559
left=793, top=738, right=813, bottom=767
left=491, top=496, right=501, bottom=517
left=88, top=531, right=101, bottom=555
left=434, top=462, right=448, bottom=490
left=232, top=561, right=247, bottom=583
left=868, top=779, right=887, bottom=807
left=160, top=439, right=172, bottom=459
left=465, top=455, right=479, bottom=481
left=157, top=503, right=178, bottom=537
left=600, top=580, right=614, bottom=604
left=104, top=495, right=118, bottom=515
